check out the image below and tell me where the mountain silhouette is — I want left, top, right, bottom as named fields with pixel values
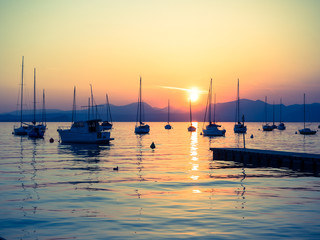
left=1, top=99, right=319, bottom=122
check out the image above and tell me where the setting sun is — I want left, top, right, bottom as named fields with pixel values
left=189, top=88, right=200, bottom=102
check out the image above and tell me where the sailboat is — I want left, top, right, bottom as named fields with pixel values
left=271, top=102, right=277, bottom=129
left=202, top=78, right=226, bottom=136
left=188, top=99, right=196, bottom=132
left=13, top=56, right=32, bottom=135
left=299, top=93, right=316, bottom=135
left=28, top=68, right=45, bottom=138
left=234, top=79, right=247, bottom=133
left=277, top=98, right=286, bottom=130
left=164, top=100, right=172, bottom=129
left=37, top=89, right=47, bottom=131
left=135, top=77, right=150, bottom=134
left=262, top=96, right=273, bottom=131
left=101, top=93, right=113, bottom=130
left=57, top=86, right=114, bottom=143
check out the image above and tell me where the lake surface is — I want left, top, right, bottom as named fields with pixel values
left=0, top=122, right=320, bottom=240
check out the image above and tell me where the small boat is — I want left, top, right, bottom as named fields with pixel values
left=13, top=56, right=32, bottom=135
left=101, top=93, right=113, bottom=130
left=57, top=86, right=114, bottom=143
left=164, top=99, right=172, bottom=130
left=277, top=98, right=286, bottom=130
left=187, top=99, right=196, bottom=132
left=202, top=78, right=226, bottom=136
left=58, top=119, right=113, bottom=144
left=262, top=96, right=274, bottom=131
left=28, top=68, right=45, bottom=138
left=135, top=77, right=150, bottom=134
left=234, top=79, right=247, bottom=133
left=299, top=93, right=316, bottom=135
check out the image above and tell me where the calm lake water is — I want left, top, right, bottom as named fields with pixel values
left=0, top=122, right=320, bottom=240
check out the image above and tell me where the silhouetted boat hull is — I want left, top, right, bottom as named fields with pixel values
left=263, top=124, right=273, bottom=131
left=135, top=124, right=150, bottom=134
left=203, top=124, right=226, bottom=136
left=234, top=123, right=247, bottom=133
left=278, top=122, right=286, bottom=130
left=299, top=128, right=316, bottom=135
left=58, top=120, right=113, bottom=144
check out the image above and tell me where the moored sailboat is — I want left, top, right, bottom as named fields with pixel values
left=277, top=98, right=286, bottom=130
left=28, top=68, right=45, bottom=138
left=299, top=93, right=316, bottom=135
left=262, top=96, right=273, bottom=131
left=164, top=99, right=172, bottom=129
left=135, top=77, right=150, bottom=134
left=13, top=56, right=32, bottom=135
left=234, top=79, right=247, bottom=133
left=187, top=99, right=196, bottom=132
left=202, top=78, right=226, bottom=136
left=271, top=102, right=277, bottom=129
left=101, top=93, right=113, bottom=130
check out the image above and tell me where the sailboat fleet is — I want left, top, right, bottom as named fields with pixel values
left=12, top=58, right=318, bottom=142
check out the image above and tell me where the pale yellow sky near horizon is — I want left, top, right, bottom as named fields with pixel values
left=0, top=0, right=319, bottom=113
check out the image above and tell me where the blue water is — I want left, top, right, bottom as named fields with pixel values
left=0, top=122, right=320, bottom=240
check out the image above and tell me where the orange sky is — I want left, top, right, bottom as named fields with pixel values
left=0, top=0, right=319, bottom=113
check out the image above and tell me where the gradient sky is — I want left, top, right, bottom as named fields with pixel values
left=0, top=0, right=319, bottom=113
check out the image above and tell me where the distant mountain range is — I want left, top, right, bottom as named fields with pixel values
left=1, top=99, right=319, bottom=122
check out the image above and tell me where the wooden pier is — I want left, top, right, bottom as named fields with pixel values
left=210, top=148, right=320, bottom=173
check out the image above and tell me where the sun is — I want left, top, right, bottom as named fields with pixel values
left=189, top=88, right=200, bottom=102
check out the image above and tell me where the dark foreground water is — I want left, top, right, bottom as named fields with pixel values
left=0, top=122, right=320, bottom=240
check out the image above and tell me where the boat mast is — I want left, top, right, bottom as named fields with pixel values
left=42, top=89, right=46, bottom=125
left=265, top=96, right=267, bottom=124
left=72, top=86, right=76, bottom=123
left=208, top=78, right=212, bottom=124
left=189, top=99, right=192, bottom=125
left=213, top=93, right=216, bottom=124
left=33, top=68, right=36, bottom=125
left=280, top=98, right=282, bottom=123
left=303, top=93, right=306, bottom=129
left=237, top=79, right=240, bottom=124
left=273, top=101, right=275, bottom=125
left=20, top=56, right=24, bottom=127
left=167, top=99, right=170, bottom=124
left=139, top=77, right=142, bottom=125
left=106, top=94, right=112, bottom=123
left=108, top=94, right=112, bottom=123
left=90, top=84, right=94, bottom=119
left=88, top=97, right=90, bottom=121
